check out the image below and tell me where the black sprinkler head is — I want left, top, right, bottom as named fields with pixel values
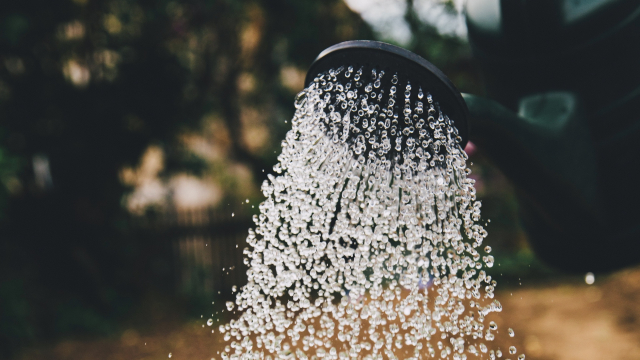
left=305, top=40, right=469, bottom=149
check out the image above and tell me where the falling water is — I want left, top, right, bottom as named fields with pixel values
left=219, top=66, right=523, bottom=360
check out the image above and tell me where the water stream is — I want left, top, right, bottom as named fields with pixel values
left=219, top=66, right=522, bottom=360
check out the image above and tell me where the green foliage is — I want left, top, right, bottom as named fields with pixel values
left=0, top=14, right=30, bottom=45
left=0, top=281, right=34, bottom=357
left=54, top=300, right=117, bottom=337
left=0, top=143, right=22, bottom=219
left=0, top=0, right=372, bottom=357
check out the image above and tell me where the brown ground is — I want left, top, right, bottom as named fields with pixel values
left=16, top=267, right=640, bottom=360
left=490, top=267, right=640, bottom=360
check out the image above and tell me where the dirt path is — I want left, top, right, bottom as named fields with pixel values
left=491, top=269, right=640, bottom=360
left=17, top=268, right=640, bottom=360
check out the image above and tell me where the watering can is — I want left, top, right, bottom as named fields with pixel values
left=464, top=0, right=640, bottom=272
left=304, top=0, right=640, bottom=273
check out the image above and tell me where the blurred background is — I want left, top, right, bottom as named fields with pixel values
left=1, top=0, right=639, bottom=359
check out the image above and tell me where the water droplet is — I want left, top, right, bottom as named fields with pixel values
left=484, top=255, right=495, bottom=268
left=585, top=272, right=595, bottom=285
left=294, top=91, right=307, bottom=109
left=207, top=319, right=214, bottom=326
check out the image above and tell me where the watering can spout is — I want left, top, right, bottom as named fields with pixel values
left=463, top=92, right=596, bottom=206
left=462, top=93, right=618, bottom=272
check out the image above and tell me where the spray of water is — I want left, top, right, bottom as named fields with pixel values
left=219, top=66, right=522, bottom=360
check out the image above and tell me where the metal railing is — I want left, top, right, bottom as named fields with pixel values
left=135, top=207, right=253, bottom=299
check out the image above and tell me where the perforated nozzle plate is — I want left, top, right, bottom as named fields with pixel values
left=306, top=40, right=469, bottom=149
